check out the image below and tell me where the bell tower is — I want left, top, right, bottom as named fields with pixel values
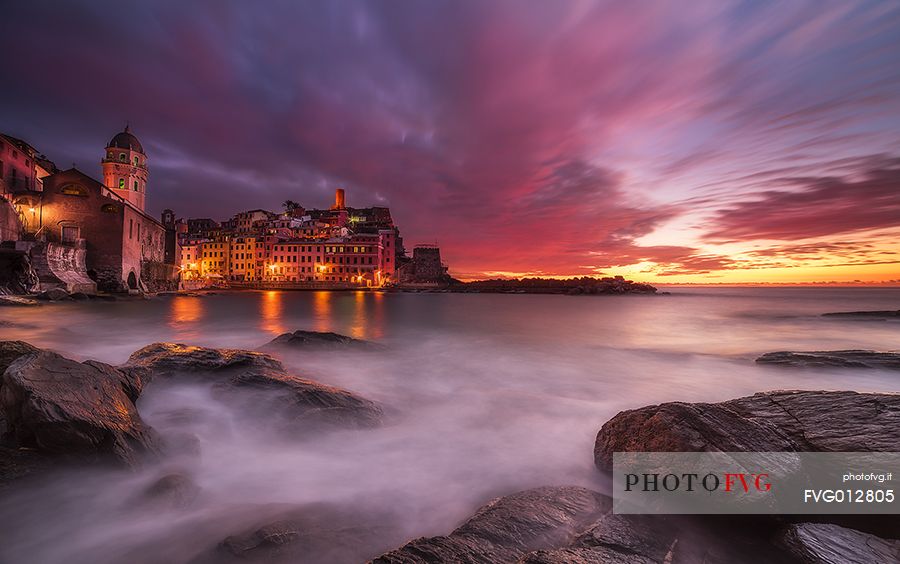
left=102, top=125, right=148, bottom=212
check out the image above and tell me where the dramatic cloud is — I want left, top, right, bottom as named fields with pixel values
left=705, top=157, right=900, bottom=242
left=1, top=0, right=899, bottom=281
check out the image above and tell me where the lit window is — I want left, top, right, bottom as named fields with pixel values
left=119, top=178, right=125, bottom=189
left=119, top=153, right=126, bottom=162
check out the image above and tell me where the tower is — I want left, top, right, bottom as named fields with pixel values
left=102, top=125, right=148, bottom=212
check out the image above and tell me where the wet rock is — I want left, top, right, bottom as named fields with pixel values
left=0, top=351, right=158, bottom=466
left=372, top=486, right=614, bottom=563
left=126, top=343, right=382, bottom=429
left=228, top=370, right=383, bottom=429
left=756, top=350, right=900, bottom=369
left=0, top=295, right=39, bottom=306
left=779, top=523, right=900, bottom=563
left=127, top=342, right=285, bottom=378
left=34, top=287, right=72, bottom=301
left=68, top=292, right=91, bottom=301
left=263, top=330, right=385, bottom=351
left=594, top=391, right=900, bottom=471
left=518, top=547, right=657, bottom=564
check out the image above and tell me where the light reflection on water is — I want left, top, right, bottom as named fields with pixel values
left=0, top=287, right=898, bottom=563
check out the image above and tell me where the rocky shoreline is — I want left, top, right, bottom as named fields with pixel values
left=1, top=332, right=898, bottom=562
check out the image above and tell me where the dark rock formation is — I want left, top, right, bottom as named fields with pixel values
left=779, top=523, right=900, bottom=563
left=34, top=287, right=73, bottom=301
left=127, top=342, right=286, bottom=377
left=446, top=276, right=657, bottom=295
left=0, top=248, right=39, bottom=295
left=756, top=350, right=900, bottom=369
left=594, top=391, right=900, bottom=471
left=263, top=330, right=384, bottom=351
left=126, top=343, right=382, bottom=429
left=372, top=487, right=617, bottom=563
left=1, top=351, right=158, bottom=465
left=0, top=341, right=40, bottom=375
left=370, top=487, right=786, bottom=564
left=822, top=310, right=900, bottom=320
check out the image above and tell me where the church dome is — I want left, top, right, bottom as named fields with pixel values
left=107, top=125, right=144, bottom=154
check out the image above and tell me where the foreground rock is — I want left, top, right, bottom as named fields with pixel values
left=779, top=523, right=900, bottom=563
left=0, top=341, right=41, bottom=376
left=126, top=343, right=382, bottom=429
left=756, top=350, right=900, bottom=370
left=263, top=330, right=385, bottom=351
left=371, top=487, right=790, bottom=564
left=372, top=487, right=616, bottom=563
left=1, top=351, right=158, bottom=465
left=594, top=390, right=900, bottom=471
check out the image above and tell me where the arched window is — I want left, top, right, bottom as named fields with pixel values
left=133, top=156, right=139, bottom=166
left=101, top=204, right=118, bottom=213
left=119, top=153, right=126, bottom=162
left=59, top=183, right=88, bottom=197
left=118, top=178, right=125, bottom=189
left=133, top=180, right=139, bottom=191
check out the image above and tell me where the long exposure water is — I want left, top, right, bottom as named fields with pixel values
left=0, top=287, right=898, bottom=563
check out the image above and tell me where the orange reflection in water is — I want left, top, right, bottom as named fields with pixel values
left=260, top=290, right=286, bottom=335
left=312, top=291, right=333, bottom=333
left=169, top=296, right=205, bottom=338
left=348, top=291, right=386, bottom=340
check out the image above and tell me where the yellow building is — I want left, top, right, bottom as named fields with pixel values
left=230, top=236, right=261, bottom=281
left=200, top=240, right=230, bottom=279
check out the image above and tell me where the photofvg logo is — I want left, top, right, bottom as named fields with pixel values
left=613, top=452, right=900, bottom=515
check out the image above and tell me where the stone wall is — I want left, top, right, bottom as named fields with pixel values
left=140, top=260, right=179, bottom=293
left=29, top=241, right=97, bottom=293
left=0, top=248, right=38, bottom=294
left=0, top=198, right=22, bottom=243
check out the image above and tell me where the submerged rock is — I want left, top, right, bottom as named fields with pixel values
left=594, top=391, right=900, bottom=471
left=1, top=351, right=158, bottom=465
left=779, top=523, right=900, bottom=563
left=822, top=310, right=900, bottom=320
left=263, top=330, right=385, bottom=351
left=126, top=343, right=382, bottom=429
left=756, top=350, right=900, bottom=369
left=136, top=472, right=200, bottom=509
left=194, top=504, right=394, bottom=564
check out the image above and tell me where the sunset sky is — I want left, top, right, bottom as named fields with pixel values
left=2, top=1, right=899, bottom=283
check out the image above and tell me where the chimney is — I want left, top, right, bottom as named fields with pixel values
left=333, top=188, right=346, bottom=209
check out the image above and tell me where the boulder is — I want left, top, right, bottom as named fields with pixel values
left=756, top=350, right=900, bottom=370
left=371, top=487, right=615, bottom=563
left=127, top=342, right=285, bottom=378
left=0, top=351, right=158, bottom=466
left=0, top=340, right=41, bottom=375
left=263, top=330, right=385, bottom=351
left=126, top=343, right=382, bottom=429
left=594, top=391, right=900, bottom=471
left=779, top=523, right=900, bottom=563
left=34, top=287, right=72, bottom=301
